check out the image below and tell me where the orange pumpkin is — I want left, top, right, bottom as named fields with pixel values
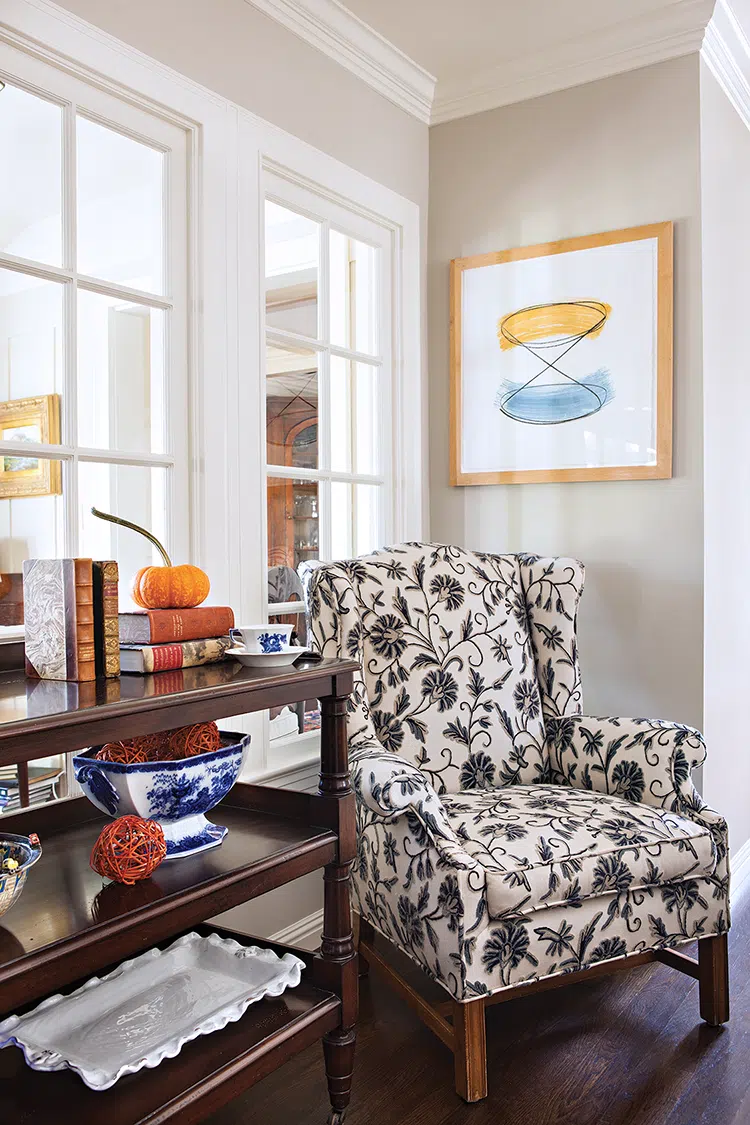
left=91, top=507, right=210, bottom=610
left=132, top=564, right=210, bottom=609
left=0, top=574, right=12, bottom=601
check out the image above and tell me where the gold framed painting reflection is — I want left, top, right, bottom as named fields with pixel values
left=0, top=395, right=61, bottom=498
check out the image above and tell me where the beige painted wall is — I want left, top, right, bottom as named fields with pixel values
left=429, top=55, right=704, bottom=726
left=700, top=60, right=750, bottom=853
left=52, top=0, right=428, bottom=209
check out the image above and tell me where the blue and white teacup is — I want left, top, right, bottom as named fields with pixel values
left=229, top=623, right=293, bottom=654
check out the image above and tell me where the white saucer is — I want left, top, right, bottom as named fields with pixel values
left=227, top=646, right=301, bottom=668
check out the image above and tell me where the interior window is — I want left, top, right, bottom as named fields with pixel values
left=0, top=70, right=188, bottom=808
left=263, top=182, right=389, bottom=752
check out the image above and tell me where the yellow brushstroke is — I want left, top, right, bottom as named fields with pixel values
left=498, top=300, right=611, bottom=351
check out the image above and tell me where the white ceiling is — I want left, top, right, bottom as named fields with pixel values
left=342, top=0, right=677, bottom=84
left=248, top=0, right=718, bottom=123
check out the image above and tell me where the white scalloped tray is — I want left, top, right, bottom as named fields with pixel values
left=0, top=932, right=305, bottom=1090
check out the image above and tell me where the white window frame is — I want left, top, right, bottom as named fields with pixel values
left=0, top=0, right=424, bottom=785
left=0, top=36, right=190, bottom=590
left=263, top=171, right=394, bottom=577
left=258, top=171, right=396, bottom=768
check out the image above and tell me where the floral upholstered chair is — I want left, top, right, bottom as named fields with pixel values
left=308, top=545, right=730, bottom=1102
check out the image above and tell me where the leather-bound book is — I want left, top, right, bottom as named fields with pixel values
left=93, top=560, right=120, bottom=678
left=119, top=636, right=231, bottom=673
left=23, top=558, right=96, bottom=682
left=118, top=607, right=235, bottom=645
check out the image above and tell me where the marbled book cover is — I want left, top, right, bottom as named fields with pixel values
left=22, top=559, right=69, bottom=680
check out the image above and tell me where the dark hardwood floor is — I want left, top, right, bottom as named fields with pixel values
left=209, top=890, right=750, bottom=1125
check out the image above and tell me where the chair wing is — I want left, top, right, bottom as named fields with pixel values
left=517, top=554, right=585, bottom=720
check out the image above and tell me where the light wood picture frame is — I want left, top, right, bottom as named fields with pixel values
left=0, top=394, right=62, bottom=498
left=450, top=222, right=673, bottom=485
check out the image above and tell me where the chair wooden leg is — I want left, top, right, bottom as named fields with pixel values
left=452, top=997, right=487, bottom=1102
left=698, top=933, right=729, bottom=1025
left=357, top=915, right=373, bottom=978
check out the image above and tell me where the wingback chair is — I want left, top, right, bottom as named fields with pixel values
left=308, top=545, right=730, bottom=1102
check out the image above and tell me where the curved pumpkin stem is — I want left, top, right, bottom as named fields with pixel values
left=91, top=507, right=172, bottom=567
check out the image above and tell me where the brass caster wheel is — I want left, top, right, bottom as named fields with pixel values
left=328, top=1112, right=347, bottom=1124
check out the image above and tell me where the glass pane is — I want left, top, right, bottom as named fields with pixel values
left=0, top=269, right=64, bottom=401
left=1, top=755, right=67, bottom=811
left=0, top=83, right=62, bottom=266
left=267, top=477, right=319, bottom=573
left=78, top=461, right=168, bottom=610
left=0, top=458, right=65, bottom=579
left=77, top=290, right=165, bottom=453
left=331, top=481, right=381, bottom=560
left=265, top=201, right=319, bottom=338
left=330, top=357, right=379, bottom=474
left=267, top=700, right=321, bottom=742
left=330, top=229, right=378, bottom=355
left=266, top=342, right=318, bottom=469
left=77, top=116, right=164, bottom=293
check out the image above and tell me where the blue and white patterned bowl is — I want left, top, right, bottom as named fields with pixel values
left=73, top=732, right=251, bottom=860
left=0, top=833, right=42, bottom=918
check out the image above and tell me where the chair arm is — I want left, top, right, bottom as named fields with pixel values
left=546, top=714, right=713, bottom=817
left=350, top=743, right=485, bottom=873
left=547, top=715, right=730, bottom=894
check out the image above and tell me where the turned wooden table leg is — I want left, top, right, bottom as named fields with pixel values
left=318, top=689, right=358, bottom=1123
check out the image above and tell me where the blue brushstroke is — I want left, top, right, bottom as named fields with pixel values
left=495, top=368, right=614, bottom=425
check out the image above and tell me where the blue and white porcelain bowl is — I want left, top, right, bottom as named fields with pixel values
left=73, top=731, right=251, bottom=860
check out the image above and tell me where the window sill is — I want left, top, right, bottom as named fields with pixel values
left=0, top=627, right=24, bottom=643
left=241, top=730, right=321, bottom=788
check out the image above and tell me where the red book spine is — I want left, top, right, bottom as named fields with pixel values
left=149, top=644, right=184, bottom=672
left=74, top=558, right=96, bottom=682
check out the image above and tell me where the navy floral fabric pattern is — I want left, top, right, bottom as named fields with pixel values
left=309, top=544, right=730, bottom=1001
left=441, top=783, right=716, bottom=918
left=309, top=545, right=549, bottom=793
left=517, top=554, right=585, bottom=720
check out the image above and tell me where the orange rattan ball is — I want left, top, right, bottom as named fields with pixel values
left=96, top=741, right=151, bottom=764
left=91, top=816, right=167, bottom=885
left=134, top=732, right=171, bottom=758
left=168, top=722, right=221, bottom=760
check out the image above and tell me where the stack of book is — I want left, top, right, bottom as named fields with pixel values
left=23, top=558, right=120, bottom=682
left=118, top=606, right=235, bottom=673
left=0, top=764, right=63, bottom=812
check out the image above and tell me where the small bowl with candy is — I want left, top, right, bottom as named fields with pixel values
left=73, top=724, right=250, bottom=860
left=0, top=833, right=42, bottom=919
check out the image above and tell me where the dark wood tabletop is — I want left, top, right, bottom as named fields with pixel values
left=0, top=657, right=358, bottom=764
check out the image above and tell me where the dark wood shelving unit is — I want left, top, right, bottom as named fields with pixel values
left=0, top=656, right=359, bottom=1125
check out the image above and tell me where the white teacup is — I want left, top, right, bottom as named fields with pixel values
left=229, top=624, right=293, bottom=654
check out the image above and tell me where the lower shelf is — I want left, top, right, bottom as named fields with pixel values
left=0, top=976, right=340, bottom=1125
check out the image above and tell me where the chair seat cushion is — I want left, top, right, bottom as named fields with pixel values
left=441, top=784, right=716, bottom=919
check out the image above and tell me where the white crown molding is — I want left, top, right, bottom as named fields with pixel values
left=431, top=0, right=715, bottom=125
left=244, top=0, right=435, bottom=124
left=702, top=0, right=750, bottom=131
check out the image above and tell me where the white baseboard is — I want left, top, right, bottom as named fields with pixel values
left=731, top=837, right=750, bottom=905
left=270, top=908, right=324, bottom=950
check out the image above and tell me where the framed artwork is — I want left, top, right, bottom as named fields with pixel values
left=0, top=395, right=62, bottom=498
left=450, top=222, right=673, bottom=485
